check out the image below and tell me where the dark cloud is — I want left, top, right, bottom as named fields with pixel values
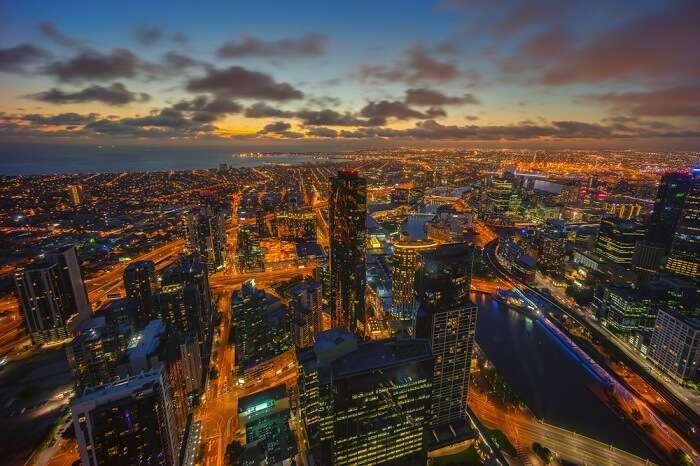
left=426, top=107, right=447, bottom=118
left=503, top=1, right=700, bottom=85
left=21, top=112, right=97, bottom=126
left=359, top=44, right=459, bottom=83
left=244, top=102, right=295, bottom=118
left=584, top=86, right=700, bottom=118
left=404, top=88, right=479, bottom=106
left=296, top=109, right=385, bottom=127
left=326, top=119, right=693, bottom=141
left=186, top=66, right=303, bottom=101
left=162, top=51, right=203, bottom=70
left=173, top=96, right=242, bottom=122
left=0, top=44, right=49, bottom=72
left=172, top=32, right=190, bottom=45
left=306, top=127, right=338, bottom=138
left=26, top=83, right=150, bottom=106
left=134, top=25, right=163, bottom=46
left=259, top=121, right=291, bottom=133
left=465, top=115, right=479, bottom=121
left=217, top=33, right=327, bottom=58
left=38, top=22, right=83, bottom=48
left=43, top=48, right=141, bottom=81
left=360, top=100, right=428, bottom=120
left=257, top=121, right=303, bottom=138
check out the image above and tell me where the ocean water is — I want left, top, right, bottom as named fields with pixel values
left=0, top=143, right=322, bottom=175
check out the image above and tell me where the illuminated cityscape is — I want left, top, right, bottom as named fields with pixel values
left=1, top=2, right=700, bottom=466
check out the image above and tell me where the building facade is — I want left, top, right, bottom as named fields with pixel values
left=329, top=169, right=367, bottom=333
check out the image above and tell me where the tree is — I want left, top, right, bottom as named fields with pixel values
left=670, top=448, right=692, bottom=466
left=210, top=367, right=219, bottom=380
left=225, top=440, right=244, bottom=465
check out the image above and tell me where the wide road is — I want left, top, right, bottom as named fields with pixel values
left=484, top=239, right=700, bottom=463
left=470, top=390, right=655, bottom=466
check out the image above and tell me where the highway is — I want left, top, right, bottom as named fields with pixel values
left=470, top=389, right=656, bottom=466
left=483, top=238, right=700, bottom=464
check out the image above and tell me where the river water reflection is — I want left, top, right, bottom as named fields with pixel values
left=471, top=293, right=657, bottom=460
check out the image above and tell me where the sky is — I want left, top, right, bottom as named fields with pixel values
left=0, top=0, right=699, bottom=150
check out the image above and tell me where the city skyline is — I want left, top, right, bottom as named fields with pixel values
left=1, top=0, right=699, bottom=154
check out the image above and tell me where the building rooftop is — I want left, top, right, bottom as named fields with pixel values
left=238, top=384, right=289, bottom=415
left=126, top=319, right=166, bottom=360
left=73, top=368, right=163, bottom=406
left=333, top=337, right=432, bottom=379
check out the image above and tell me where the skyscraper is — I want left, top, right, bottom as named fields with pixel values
left=416, top=243, right=477, bottom=434
left=594, top=215, right=646, bottom=265
left=329, top=169, right=367, bottom=333
left=236, top=224, right=265, bottom=272
left=159, top=255, right=213, bottom=366
left=648, top=171, right=692, bottom=252
left=182, top=206, right=227, bottom=272
left=666, top=168, right=700, bottom=282
left=72, top=368, right=180, bottom=465
left=67, top=315, right=132, bottom=391
left=49, top=246, right=91, bottom=319
left=15, top=246, right=91, bottom=345
left=298, top=329, right=434, bottom=465
left=286, top=279, right=322, bottom=349
left=124, top=260, right=157, bottom=325
left=537, top=220, right=568, bottom=274
left=391, top=235, right=435, bottom=321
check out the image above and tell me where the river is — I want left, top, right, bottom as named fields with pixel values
left=472, top=292, right=658, bottom=460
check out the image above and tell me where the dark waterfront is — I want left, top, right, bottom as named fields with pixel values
left=0, top=144, right=321, bottom=175
left=472, top=293, right=657, bottom=460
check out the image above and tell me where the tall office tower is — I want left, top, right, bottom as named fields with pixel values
left=648, top=309, right=700, bottom=384
left=416, top=243, right=477, bottom=434
left=67, top=315, right=132, bottom=392
left=286, top=280, right=322, bottom=349
left=391, top=235, right=435, bottom=321
left=329, top=169, right=367, bottom=333
left=666, top=168, right=700, bottom=281
left=484, top=176, right=520, bottom=218
left=72, top=369, right=179, bottom=466
left=232, top=280, right=292, bottom=369
left=632, top=240, right=666, bottom=274
left=237, top=224, right=265, bottom=272
left=159, top=255, right=213, bottom=364
left=594, top=215, right=646, bottom=265
left=537, top=220, right=568, bottom=274
left=123, top=260, right=157, bottom=325
left=67, top=184, right=85, bottom=207
left=182, top=206, right=227, bottom=272
left=298, top=329, right=434, bottom=466
left=648, top=171, right=692, bottom=252
left=116, top=320, right=190, bottom=455
left=49, top=246, right=91, bottom=319
left=15, top=246, right=91, bottom=345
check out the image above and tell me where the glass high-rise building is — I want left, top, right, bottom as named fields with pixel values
left=329, top=169, right=367, bottom=333
left=182, top=206, right=227, bottom=272
left=72, top=368, right=179, bottom=466
left=15, top=246, right=91, bottom=345
left=391, top=235, right=435, bottom=321
left=298, top=329, right=433, bottom=466
left=416, top=243, right=477, bottom=433
left=666, top=168, right=700, bottom=282
left=648, top=171, right=692, bottom=252
left=594, top=215, right=646, bottom=265
left=124, top=260, right=157, bottom=325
